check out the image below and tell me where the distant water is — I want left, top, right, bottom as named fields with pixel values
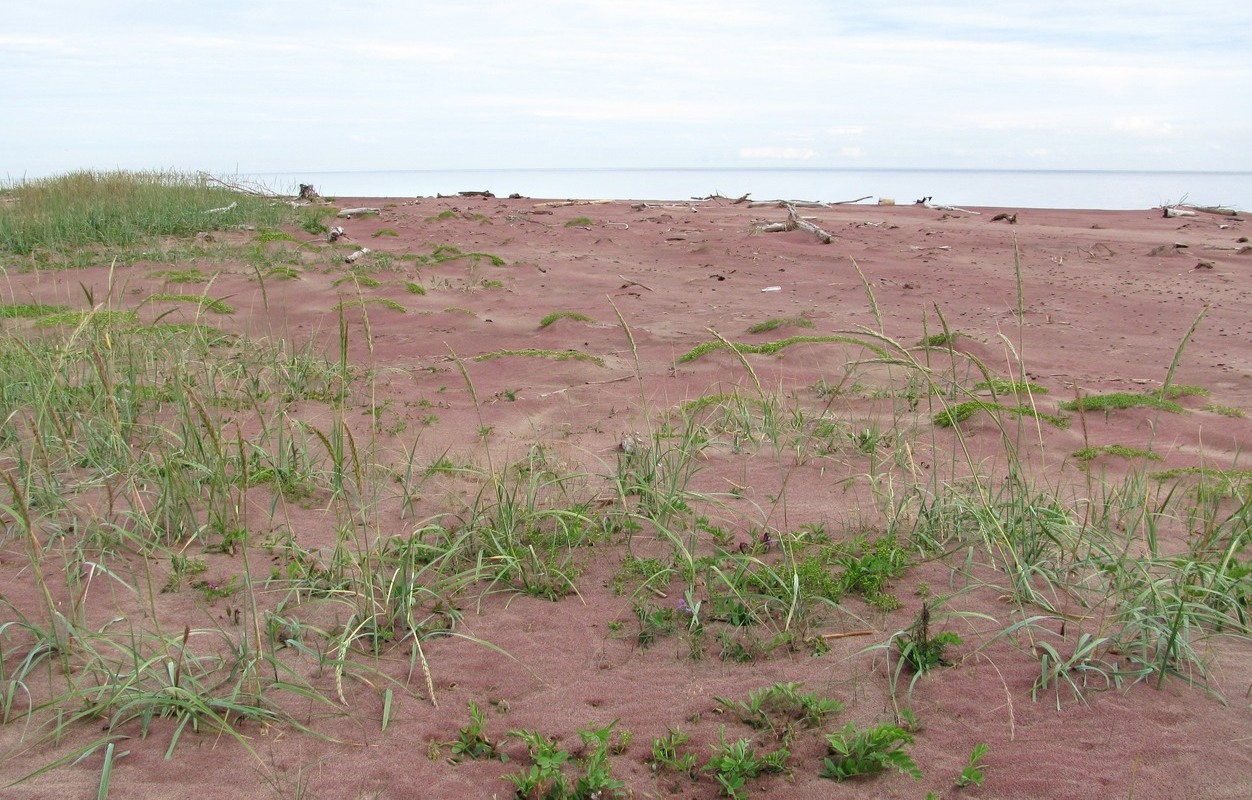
left=247, top=168, right=1250, bottom=212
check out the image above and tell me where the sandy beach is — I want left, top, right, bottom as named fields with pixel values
left=1, top=193, right=1249, bottom=798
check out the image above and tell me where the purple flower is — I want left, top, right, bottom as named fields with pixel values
left=677, top=597, right=692, bottom=615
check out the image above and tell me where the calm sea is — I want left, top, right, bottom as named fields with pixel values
left=248, top=168, right=1250, bottom=212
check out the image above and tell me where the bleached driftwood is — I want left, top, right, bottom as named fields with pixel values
left=344, top=247, right=371, bottom=264
left=337, top=207, right=381, bottom=217
left=1162, top=206, right=1198, bottom=218
left=328, top=226, right=346, bottom=242
left=533, top=199, right=615, bottom=209
left=758, top=204, right=834, bottom=244
left=917, top=198, right=981, bottom=215
left=1182, top=204, right=1239, bottom=217
left=748, top=199, right=828, bottom=209
left=202, top=201, right=238, bottom=214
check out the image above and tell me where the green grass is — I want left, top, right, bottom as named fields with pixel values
left=332, top=297, right=407, bottom=313
left=0, top=170, right=320, bottom=258
left=1, top=180, right=1248, bottom=797
left=473, top=348, right=605, bottom=367
left=678, top=335, right=889, bottom=363
left=974, top=377, right=1048, bottom=396
left=0, top=303, right=70, bottom=319
left=149, top=268, right=209, bottom=284
left=1204, top=402, right=1245, bottom=418
left=746, top=317, right=815, bottom=334
left=1059, top=392, right=1184, bottom=413
left=933, top=399, right=1069, bottom=429
left=142, top=293, right=235, bottom=315
left=539, top=311, right=595, bottom=328
left=1073, top=444, right=1162, bottom=462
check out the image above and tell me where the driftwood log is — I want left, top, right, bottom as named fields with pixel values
left=1181, top=204, right=1238, bottom=217
left=916, top=197, right=981, bottom=215
left=344, top=247, right=371, bottom=264
left=759, top=203, right=834, bottom=244
left=532, top=199, right=614, bottom=209
left=337, top=207, right=381, bottom=218
left=1162, top=206, right=1198, bottom=218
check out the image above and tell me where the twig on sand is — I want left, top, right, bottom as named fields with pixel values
left=821, top=630, right=875, bottom=640
left=618, top=274, right=655, bottom=291
left=538, top=375, right=634, bottom=398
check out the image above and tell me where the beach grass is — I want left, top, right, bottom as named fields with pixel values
left=0, top=181, right=1247, bottom=797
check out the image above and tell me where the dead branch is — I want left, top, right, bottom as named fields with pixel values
left=533, top=199, right=615, bottom=209
left=337, top=207, right=381, bottom=218
left=757, top=203, right=834, bottom=243
left=202, top=201, right=238, bottom=214
left=916, top=197, right=981, bottom=215
left=1182, top=204, right=1239, bottom=217
left=344, top=247, right=371, bottom=264
left=747, top=199, right=828, bottom=209
left=197, top=171, right=284, bottom=197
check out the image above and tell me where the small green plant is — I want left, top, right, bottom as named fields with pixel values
left=503, top=722, right=626, bottom=799
left=503, top=730, right=569, bottom=797
left=714, top=682, right=843, bottom=739
left=819, top=722, right=921, bottom=782
left=956, top=742, right=990, bottom=787
left=565, top=216, right=593, bottom=227
left=451, top=700, right=502, bottom=762
left=917, top=332, right=966, bottom=348
left=895, top=604, right=961, bottom=674
left=371, top=228, right=399, bottom=237
left=405, top=281, right=427, bottom=295
left=650, top=727, right=699, bottom=778
left=634, top=602, right=676, bottom=648
left=704, top=730, right=789, bottom=799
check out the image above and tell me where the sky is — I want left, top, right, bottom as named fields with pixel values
left=4, top=1, right=1251, bottom=178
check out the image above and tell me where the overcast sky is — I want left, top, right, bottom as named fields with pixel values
left=4, top=1, right=1250, bottom=178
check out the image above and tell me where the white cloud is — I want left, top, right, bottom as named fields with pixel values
left=827, top=126, right=865, bottom=136
left=839, top=147, right=865, bottom=158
